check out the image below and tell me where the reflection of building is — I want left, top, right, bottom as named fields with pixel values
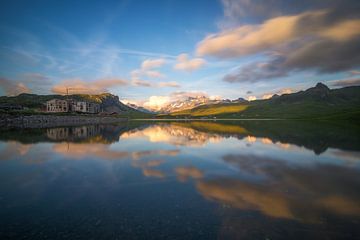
left=46, top=99, right=69, bottom=112
left=46, top=125, right=101, bottom=141
left=47, top=128, right=70, bottom=140
left=72, top=126, right=100, bottom=139
left=46, top=99, right=100, bottom=113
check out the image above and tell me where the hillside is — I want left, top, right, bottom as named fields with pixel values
left=0, top=93, right=148, bottom=116
left=163, top=83, right=360, bottom=120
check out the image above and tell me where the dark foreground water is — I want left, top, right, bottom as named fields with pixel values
left=0, top=120, right=359, bottom=240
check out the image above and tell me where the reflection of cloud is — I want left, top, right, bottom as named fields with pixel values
left=261, top=138, right=273, bottom=144
left=175, top=166, right=204, bottom=182
left=131, top=150, right=180, bottom=160
left=197, top=154, right=360, bottom=222
left=132, top=159, right=165, bottom=168
left=53, top=142, right=180, bottom=161
left=246, top=136, right=257, bottom=143
left=52, top=143, right=129, bottom=160
left=329, top=150, right=360, bottom=165
left=142, top=168, right=166, bottom=178
left=0, top=142, right=33, bottom=160
left=197, top=179, right=294, bottom=219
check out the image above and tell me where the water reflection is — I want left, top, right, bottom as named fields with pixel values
left=198, top=154, right=360, bottom=221
left=0, top=121, right=359, bottom=239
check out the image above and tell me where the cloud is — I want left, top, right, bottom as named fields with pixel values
left=198, top=9, right=360, bottom=58
left=349, top=70, right=360, bottom=76
left=157, top=81, right=180, bottom=88
left=262, top=88, right=293, bottom=99
left=330, top=78, right=360, bottom=88
left=143, top=96, right=171, bottom=111
left=170, top=91, right=208, bottom=100
left=247, top=96, right=257, bottom=101
left=174, top=53, right=206, bottom=72
left=0, top=77, right=31, bottom=96
left=199, top=6, right=360, bottom=81
left=130, top=91, right=210, bottom=111
left=141, top=58, right=166, bottom=69
left=51, top=78, right=128, bottom=94
left=131, top=79, right=152, bottom=87
left=131, top=58, right=167, bottom=81
left=223, top=35, right=360, bottom=83
left=223, top=55, right=288, bottom=83
left=219, top=0, right=355, bottom=25
left=131, top=79, right=180, bottom=88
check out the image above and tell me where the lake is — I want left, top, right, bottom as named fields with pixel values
left=0, top=120, right=359, bottom=239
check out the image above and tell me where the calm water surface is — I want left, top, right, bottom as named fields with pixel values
left=0, top=120, right=359, bottom=239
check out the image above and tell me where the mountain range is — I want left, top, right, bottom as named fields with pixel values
left=160, top=83, right=360, bottom=120
left=0, top=93, right=145, bottom=116
left=0, top=83, right=359, bottom=120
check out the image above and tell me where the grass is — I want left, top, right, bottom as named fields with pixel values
left=168, top=103, right=249, bottom=117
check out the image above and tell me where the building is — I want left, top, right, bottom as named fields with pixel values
left=72, top=101, right=100, bottom=113
left=46, top=99, right=100, bottom=114
left=46, top=99, right=69, bottom=112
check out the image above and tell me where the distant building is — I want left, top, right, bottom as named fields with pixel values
left=72, top=101, right=100, bottom=113
left=46, top=99, right=69, bottom=112
left=46, top=99, right=100, bottom=114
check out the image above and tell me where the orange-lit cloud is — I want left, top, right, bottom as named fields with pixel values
left=51, top=78, right=128, bottom=94
left=197, top=10, right=360, bottom=58
left=141, top=58, right=166, bottom=70
left=262, top=88, right=293, bottom=99
left=0, top=77, right=31, bottom=96
left=174, top=53, right=206, bottom=72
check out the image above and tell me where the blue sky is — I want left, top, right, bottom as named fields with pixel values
left=1, top=0, right=359, bottom=110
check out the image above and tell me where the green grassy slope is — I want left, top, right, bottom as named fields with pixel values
left=166, top=103, right=249, bottom=117
left=159, top=84, right=360, bottom=120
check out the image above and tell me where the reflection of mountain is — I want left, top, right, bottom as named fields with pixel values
left=169, top=120, right=360, bottom=154
left=0, top=120, right=359, bottom=153
left=121, top=123, right=223, bottom=147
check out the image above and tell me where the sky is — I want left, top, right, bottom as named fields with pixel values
left=0, top=0, right=360, bottom=110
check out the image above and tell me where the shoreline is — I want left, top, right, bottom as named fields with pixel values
left=0, top=114, right=128, bottom=128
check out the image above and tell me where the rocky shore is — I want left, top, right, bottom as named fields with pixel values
left=0, top=114, right=128, bottom=128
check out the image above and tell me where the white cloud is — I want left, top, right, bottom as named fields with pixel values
left=131, top=79, right=180, bottom=88
left=141, top=58, right=166, bottom=70
left=134, top=58, right=166, bottom=79
left=174, top=53, right=206, bottom=72
left=143, top=96, right=171, bottom=111
left=247, top=96, right=257, bottom=101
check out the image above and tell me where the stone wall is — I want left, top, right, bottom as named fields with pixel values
left=0, top=114, right=128, bottom=128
